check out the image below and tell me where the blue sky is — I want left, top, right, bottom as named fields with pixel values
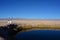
left=0, top=0, right=60, bottom=19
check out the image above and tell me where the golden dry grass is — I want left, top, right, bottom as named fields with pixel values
left=16, top=24, right=60, bottom=31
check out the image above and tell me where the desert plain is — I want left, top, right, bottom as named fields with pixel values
left=0, top=19, right=60, bottom=26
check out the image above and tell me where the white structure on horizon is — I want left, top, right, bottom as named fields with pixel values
left=8, top=20, right=12, bottom=24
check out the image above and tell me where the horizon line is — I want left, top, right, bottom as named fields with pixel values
left=0, top=18, right=60, bottom=20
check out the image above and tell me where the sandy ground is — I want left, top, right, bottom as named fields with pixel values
left=0, top=19, right=60, bottom=26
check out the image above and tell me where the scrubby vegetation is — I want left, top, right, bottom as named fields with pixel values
left=0, top=24, right=23, bottom=40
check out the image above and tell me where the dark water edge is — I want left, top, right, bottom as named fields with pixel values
left=15, top=30, right=60, bottom=40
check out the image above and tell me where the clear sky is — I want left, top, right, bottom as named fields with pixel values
left=0, top=0, right=60, bottom=19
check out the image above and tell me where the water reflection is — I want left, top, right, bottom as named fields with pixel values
left=15, top=30, right=60, bottom=40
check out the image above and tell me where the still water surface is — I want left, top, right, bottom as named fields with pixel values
left=15, top=30, right=60, bottom=40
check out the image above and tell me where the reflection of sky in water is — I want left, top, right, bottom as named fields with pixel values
left=16, top=30, right=60, bottom=40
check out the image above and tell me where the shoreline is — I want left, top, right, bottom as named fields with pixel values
left=20, top=28, right=60, bottom=32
